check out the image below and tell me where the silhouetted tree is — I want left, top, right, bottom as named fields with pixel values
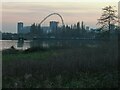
left=77, top=22, right=80, bottom=30
left=30, top=23, right=36, bottom=34
left=81, top=21, right=86, bottom=33
left=97, top=6, right=118, bottom=31
left=73, top=24, right=77, bottom=30
left=30, top=23, right=41, bottom=39
left=81, top=21, right=84, bottom=30
left=37, top=24, right=41, bottom=31
left=37, top=24, right=43, bottom=35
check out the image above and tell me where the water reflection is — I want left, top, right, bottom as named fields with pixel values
left=17, top=40, right=30, bottom=50
left=1, top=39, right=118, bottom=51
left=17, top=40, right=24, bottom=48
left=29, top=39, right=101, bottom=48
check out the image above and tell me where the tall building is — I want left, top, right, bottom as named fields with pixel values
left=17, top=22, right=30, bottom=34
left=50, top=21, right=58, bottom=32
left=18, top=22, right=23, bottom=34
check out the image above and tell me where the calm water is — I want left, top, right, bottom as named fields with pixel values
left=0, top=39, right=107, bottom=51
left=1, top=40, right=31, bottom=51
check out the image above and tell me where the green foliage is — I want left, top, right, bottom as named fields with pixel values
left=2, top=42, right=119, bottom=88
left=3, top=49, right=63, bottom=62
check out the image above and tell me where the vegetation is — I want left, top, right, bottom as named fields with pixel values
left=97, top=6, right=118, bottom=31
left=2, top=40, right=119, bottom=88
left=2, top=5, right=120, bottom=88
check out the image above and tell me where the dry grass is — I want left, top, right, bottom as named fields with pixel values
left=2, top=40, right=119, bottom=88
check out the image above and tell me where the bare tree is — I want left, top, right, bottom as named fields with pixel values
left=97, top=6, right=118, bottom=31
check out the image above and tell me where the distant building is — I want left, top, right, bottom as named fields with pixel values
left=22, top=26, right=30, bottom=34
left=50, top=21, right=59, bottom=32
left=17, top=21, right=59, bottom=34
left=41, top=26, right=51, bottom=33
left=86, top=26, right=89, bottom=31
left=18, top=22, right=23, bottom=34
left=41, top=21, right=60, bottom=33
left=17, top=22, right=30, bottom=34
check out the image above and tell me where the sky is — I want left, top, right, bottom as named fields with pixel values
left=0, top=0, right=119, bottom=33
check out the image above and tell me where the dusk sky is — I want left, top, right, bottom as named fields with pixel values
left=1, top=0, right=119, bottom=33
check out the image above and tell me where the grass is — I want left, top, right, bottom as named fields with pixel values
left=3, top=50, right=63, bottom=62
left=2, top=40, right=119, bottom=88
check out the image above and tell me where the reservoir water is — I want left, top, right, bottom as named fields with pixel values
left=0, top=40, right=31, bottom=51
left=0, top=39, right=113, bottom=51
